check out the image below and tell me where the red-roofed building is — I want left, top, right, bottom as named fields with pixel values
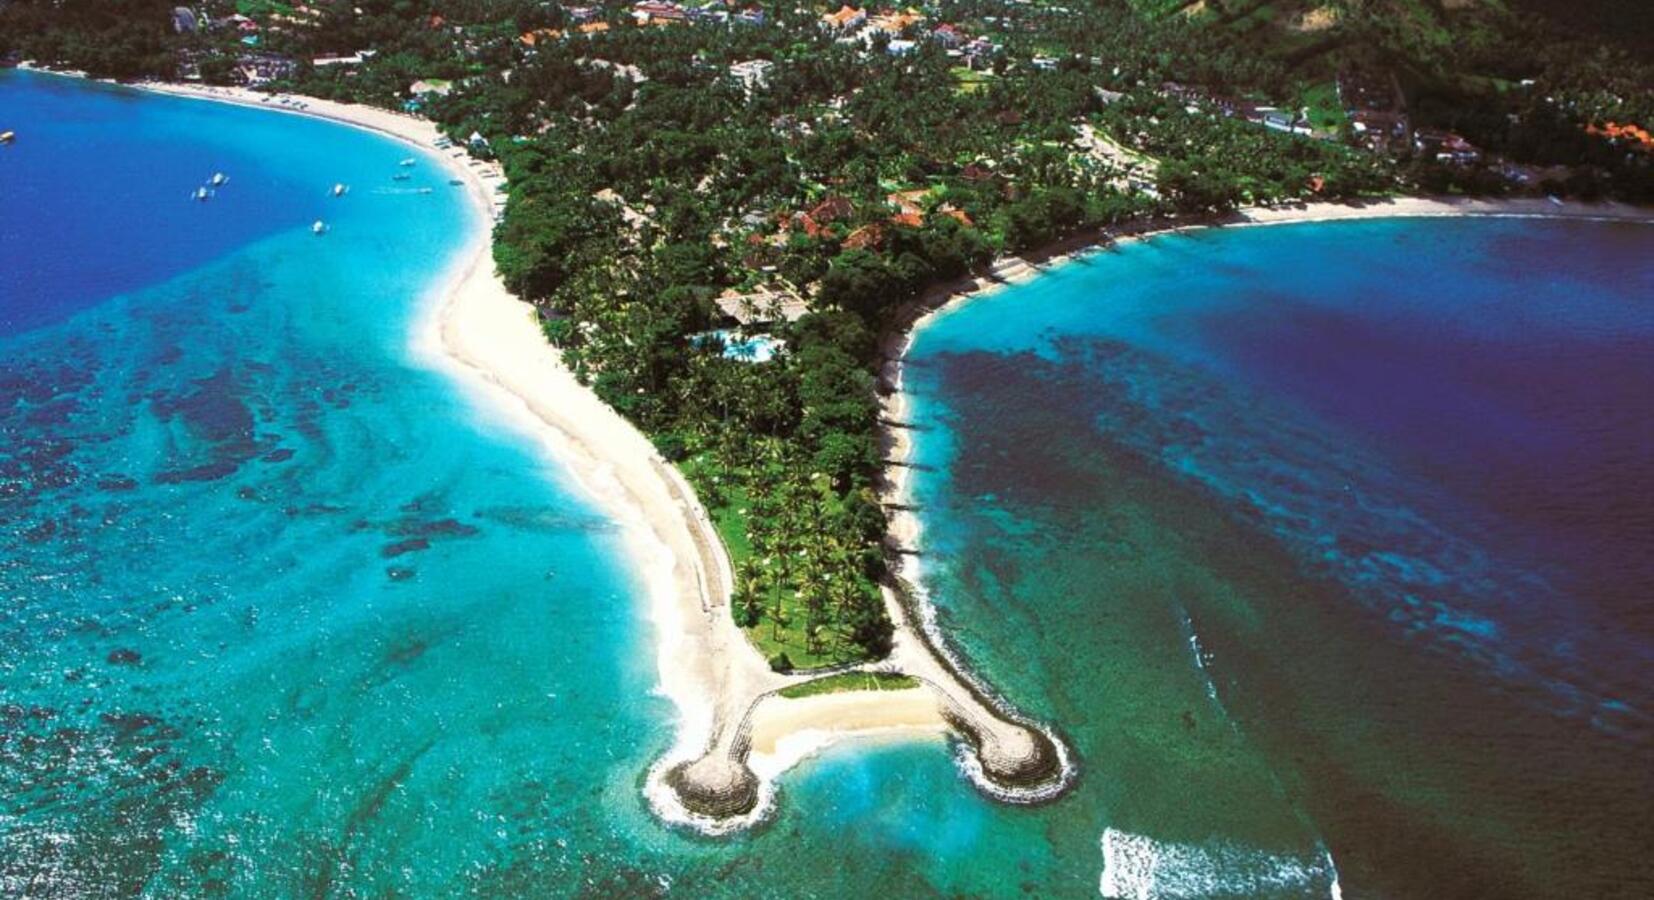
left=796, top=196, right=854, bottom=237
left=843, top=223, right=885, bottom=250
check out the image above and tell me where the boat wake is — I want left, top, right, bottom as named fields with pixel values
left=1099, top=828, right=1342, bottom=899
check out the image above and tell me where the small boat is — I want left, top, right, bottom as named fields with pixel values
left=209, top=172, right=229, bottom=186
left=312, top=220, right=328, bottom=235
left=331, top=183, right=349, bottom=197
left=417, top=187, right=433, bottom=194
left=392, top=173, right=412, bottom=181
left=399, top=158, right=416, bottom=167
left=449, top=178, right=464, bottom=186
left=0, top=131, right=14, bottom=144
left=193, top=186, right=212, bottom=201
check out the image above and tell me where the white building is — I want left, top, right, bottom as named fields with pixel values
left=729, top=59, right=775, bottom=97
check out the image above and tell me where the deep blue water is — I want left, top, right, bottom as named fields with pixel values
left=6, top=68, right=1653, bottom=898
left=903, top=216, right=1654, bottom=897
left=0, top=75, right=347, bottom=333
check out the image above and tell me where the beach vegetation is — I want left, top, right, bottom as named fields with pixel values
left=778, top=670, right=920, bottom=700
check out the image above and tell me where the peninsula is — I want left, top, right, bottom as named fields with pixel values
left=6, top=0, right=1649, bottom=832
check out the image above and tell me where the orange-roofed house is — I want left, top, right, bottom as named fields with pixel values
left=577, top=20, right=611, bottom=35
left=821, top=5, right=867, bottom=32
left=519, top=28, right=563, bottom=47
left=941, top=206, right=974, bottom=227
left=887, top=188, right=929, bottom=217
left=1587, top=121, right=1654, bottom=152
left=889, top=211, right=923, bottom=228
left=792, top=196, right=854, bottom=238
left=870, top=11, right=924, bottom=35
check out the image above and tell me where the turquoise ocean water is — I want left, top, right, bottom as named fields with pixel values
left=5, top=71, right=1652, bottom=898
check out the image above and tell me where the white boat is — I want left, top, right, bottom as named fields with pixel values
left=193, top=186, right=211, bottom=201
left=209, top=172, right=229, bottom=186
left=398, top=157, right=416, bottom=167
left=312, top=220, right=327, bottom=235
left=0, top=130, right=15, bottom=144
left=331, top=183, right=349, bottom=197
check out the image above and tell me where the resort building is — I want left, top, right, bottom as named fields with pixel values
left=714, top=284, right=810, bottom=326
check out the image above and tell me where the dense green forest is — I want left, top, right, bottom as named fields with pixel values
left=4, top=0, right=1649, bottom=668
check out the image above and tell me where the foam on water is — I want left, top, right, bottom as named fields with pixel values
left=1099, top=829, right=1341, bottom=899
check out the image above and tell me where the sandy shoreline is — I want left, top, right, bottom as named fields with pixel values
left=15, top=67, right=990, bottom=828
left=875, top=196, right=1654, bottom=694
left=23, top=66, right=1652, bottom=829
left=11, top=67, right=778, bottom=818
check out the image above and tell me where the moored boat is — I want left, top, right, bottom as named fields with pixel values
left=209, top=172, right=229, bottom=186
left=331, top=183, right=349, bottom=197
left=312, top=220, right=327, bottom=235
left=398, top=157, right=416, bottom=167
left=193, top=186, right=211, bottom=201
left=0, top=130, right=15, bottom=144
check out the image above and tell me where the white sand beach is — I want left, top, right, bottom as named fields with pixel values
left=24, top=65, right=1651, bottom=830
left=56, top=71, right=981, bottom=825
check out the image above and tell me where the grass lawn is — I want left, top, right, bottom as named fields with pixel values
left=1300, top=81, right=1348, bottom=132
left=779, top=670, right=920, bottom=699
left=950, top=67, right=994, bottom=95
left=680, top=454, right=868, bottom=671
left=739, top=567, right=880, bottom=671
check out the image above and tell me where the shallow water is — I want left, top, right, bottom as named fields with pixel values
left=5, top=71, right=1652, bottom=898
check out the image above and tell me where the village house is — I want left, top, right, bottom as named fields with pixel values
left=887, top=189, right=929, bottom=218
left=791, top=196, right=854, bottom=238
left=820, top=5, right=867, bottom=33
left=1350, top=110, right=1411, bottom=153
left=519, top=28, right=563, bottom=48
left=962, top=37, right=999, bottom=70
left=931, top=23, right=964, bottom=48
left=734, top=6, right=766, bottom=26
left=869, top=10, right=924, bottom=37
left=1338, top=69, right=1411, bottom=153
left=1414, top=129, right=1482, bottom=165
left=170, top=6, right=197, bottom=34
left=1586, top=121, right=1654, bottom=153
left=408, top=78, right=452, bottom=98
left=729, top=59, right=775, bottom=96
left=633, top=1, right=690, bottom=26
left=313, top=51, right=374, bottom=68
